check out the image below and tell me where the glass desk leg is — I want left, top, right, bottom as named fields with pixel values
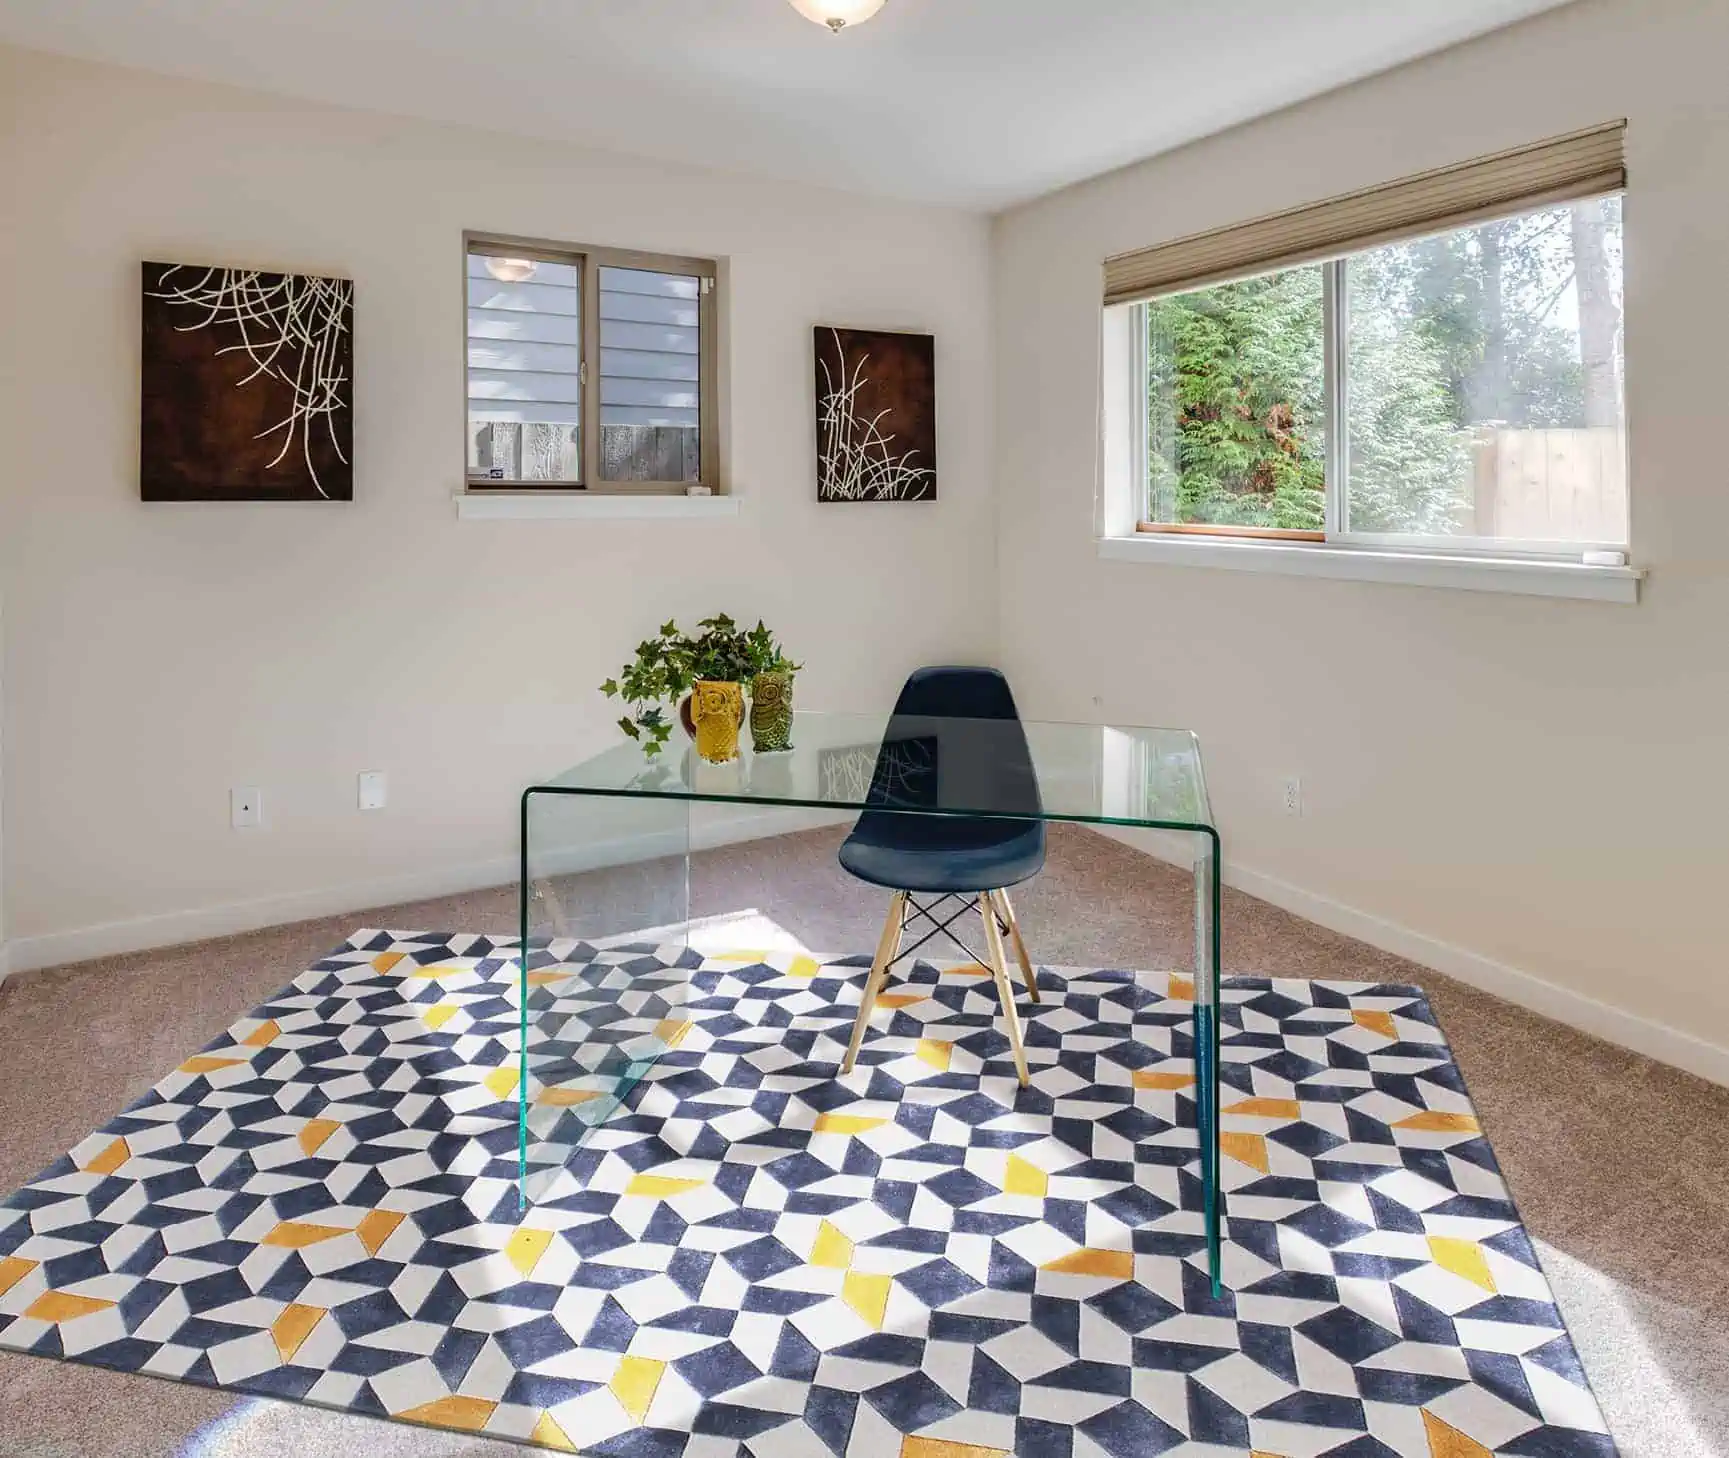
left=516, top=790, right=693, bottom=1211
left=1194, top=828, right=1223, bottom=1295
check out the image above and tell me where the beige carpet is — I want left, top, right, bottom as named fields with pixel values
left=1, top=824, right=1724, bottom=1457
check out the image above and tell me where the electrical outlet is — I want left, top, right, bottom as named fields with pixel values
left=1283, top=776, right=1303, bottom=816
left=231, top=787, right=263, bottom=830
left=358, top=771, right=388, bottom=811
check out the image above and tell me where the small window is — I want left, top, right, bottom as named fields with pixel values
left=1134, top=197, right=1626, bottom=556
left=466, top=237, right=719, bottom=492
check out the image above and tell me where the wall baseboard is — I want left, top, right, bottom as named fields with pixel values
left=1094, top=825, right=1729, bottom=1091
left=3, top=808, right=846, bottom=979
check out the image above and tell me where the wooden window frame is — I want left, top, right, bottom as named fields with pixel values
left=464, top=231, right=721, bottom=496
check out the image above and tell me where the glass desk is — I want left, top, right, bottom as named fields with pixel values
left=517, top=711, right=1224, bottom=1291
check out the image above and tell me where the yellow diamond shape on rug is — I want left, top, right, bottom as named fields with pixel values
left=1397, top=1111, right=1481, bottom=1134
left=1353, top=1009, right=1398, bottom=1040
left=24, top=1291, right=113, bottom=1323
left=1422, top=1410, right=1495, bottom=1458
left=83, top=1137, right=130, bottom=1176
left=398, top=1396, right=496, bottom=1432
left=532, top=1411, right=578, bottom=1452
left=538, top=1087, right=604, bottom=1108
left=179, top=1056, right=242, bottom=1075
left=1227, top=1098, right=1301, bottom=1121
left=626, top=1174, right=706, bottom=1199
left=842, top=1271, right=892, bottom=1328
left=356, top=1210, right=405, bottom=1256
left=483, top=1065, right=520, bottom=1100
left=1004, top=1154, right=1048, bottom=1198
left=422, top=1003, right=459, bottom=1031
left=878, top=992, right=926, bottom=1009
left=241, top=1020, right=281, bottom=1048
left=1041, top=1248, right=1133, bottom=1280
left=902, top=1439, right=1012, bottom=1458
left=0, top=1257, right=37, bottom=1299
left=1428, top=1235, right=1496, bottom=1294
left=262, top=1220, right=348, bottom=1250
left=812, top=1219, right=853, bottom=1269
left=610, top=1355, right=664, bottom=1423
left=915, top=1039, right=952, bottom=1071
left=298, top=1119, right=341, bottom=1157
left=272, top=1303, right=325, bottom=1362
left=814, top=1113, right=885, bottom=1136
left=786, top=955, right=822, bottom=979
left=1134, top=1070, right=1195, bottom=1091
left=506, top=1228, right=553, bottom=1278
left=1221, top=1131, right=1271, bottom=1174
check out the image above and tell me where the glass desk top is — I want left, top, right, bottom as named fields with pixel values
left=529, top=711, right=1214, bottom=832
left=519, top=710, right=1224, bottom=1291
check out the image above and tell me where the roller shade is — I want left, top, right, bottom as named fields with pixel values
left=1104, top=121, right=1626, bottom=306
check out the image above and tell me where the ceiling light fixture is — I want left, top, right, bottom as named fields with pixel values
left=787, top=0, right=886, bottom=33
left=483, top=257, right=538, bottom=283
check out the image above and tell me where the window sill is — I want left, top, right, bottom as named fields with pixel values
left=1098, top=533, right=1642, bottom=603
left=454, top=491, right=740, bottom=522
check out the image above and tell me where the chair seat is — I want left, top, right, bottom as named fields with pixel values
left=838, top=815, right=1046, bottom=894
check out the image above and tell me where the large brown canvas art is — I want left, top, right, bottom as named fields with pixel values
left=140, top=262, right=354, bottom=501
left=814, top=326, right=936, bottom=502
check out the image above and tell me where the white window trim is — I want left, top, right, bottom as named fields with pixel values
left=454, top=490, right=741, bottom=522
left=1098, top=531, right=1640, bottom=603
left=1101, top=227, right=1641, bottom=604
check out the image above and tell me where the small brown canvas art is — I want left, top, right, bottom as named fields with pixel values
left=814, top=326, right=936, bottom=502
left=140, top=262, right=354, bottom=501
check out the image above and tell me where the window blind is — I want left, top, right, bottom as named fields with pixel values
left=1103, top=121, right=1627, bottom=307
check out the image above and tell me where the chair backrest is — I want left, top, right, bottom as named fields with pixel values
left=890, top=666, right=1022, bottom=722
left=862, top=666, right=1041, bottom=821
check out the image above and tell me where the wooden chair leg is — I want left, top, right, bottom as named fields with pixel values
left=979, top=893, right=1030, bottom=1087
left=842, top=891, right=907, bottom=1074
left=991, top=888, right=1040, bottom=1004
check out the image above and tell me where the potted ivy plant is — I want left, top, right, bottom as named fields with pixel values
left=602, top=614, right=794, bottom=764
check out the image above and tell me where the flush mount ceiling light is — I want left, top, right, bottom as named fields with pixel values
left=483, top=257, right=538, bottom=283
left=787, top=0, right=886, bottom=32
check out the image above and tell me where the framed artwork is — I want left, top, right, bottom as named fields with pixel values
left=814, top=326, right=935, bottom=502
left=140, top=262, right=354, bottom=501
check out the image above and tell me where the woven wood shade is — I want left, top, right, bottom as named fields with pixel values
left=1104, top=121, right=1626, bottom=306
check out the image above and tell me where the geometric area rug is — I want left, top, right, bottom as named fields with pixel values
left=0, top=931, right=1617, bottom=1457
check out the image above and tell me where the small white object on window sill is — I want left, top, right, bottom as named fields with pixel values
left=1582, top=549, right=1626, bottom=568
left=686, top=485, right=713, bottom=497
left=454, top=491, right=740, bottom=522
left=1098, top=533, right=1642, bottom=603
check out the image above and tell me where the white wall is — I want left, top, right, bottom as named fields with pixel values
left=0, top=47, right=998, bottom=969
left=993, top=0, right=1729, bottom=1072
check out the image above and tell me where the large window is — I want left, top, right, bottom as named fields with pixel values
left=1139, top=198, right=1626, bottom=554
left=465, top=236, right=719, bottom=492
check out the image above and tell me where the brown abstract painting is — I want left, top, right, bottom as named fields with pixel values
left=814, top=326, right=936, bottom=502
left=141, top=262, right=354, bottom=501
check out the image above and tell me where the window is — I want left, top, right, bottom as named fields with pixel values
left=1137, top=199, right=1626, bottom=555
left=1110, top=123, right=1629, bottom=563
left=465, top=236, right=719, bottom=492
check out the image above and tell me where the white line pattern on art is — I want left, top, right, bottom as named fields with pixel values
left=818, top=328, right=932, bottom=501
left=148, top=266, right=353, bottom=499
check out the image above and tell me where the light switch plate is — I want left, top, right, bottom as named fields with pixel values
left=358, top=771, right=388, bottom=811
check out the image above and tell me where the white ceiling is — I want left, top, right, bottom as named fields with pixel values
left=0, top=0, right=1576, bottom=210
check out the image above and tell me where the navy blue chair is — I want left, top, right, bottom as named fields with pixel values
left=838, top=667, right=1044, bottom=1086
